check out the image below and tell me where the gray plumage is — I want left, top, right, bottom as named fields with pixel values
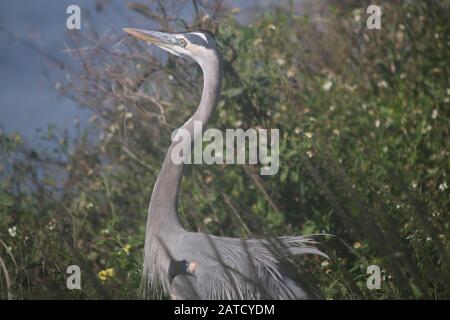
left=123, top=28, right=327, bottom=300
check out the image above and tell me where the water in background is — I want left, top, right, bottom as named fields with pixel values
left=0, top=0, right=275, bottom=145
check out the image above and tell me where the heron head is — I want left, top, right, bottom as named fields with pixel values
left=123, top=28, right=219, bottom=66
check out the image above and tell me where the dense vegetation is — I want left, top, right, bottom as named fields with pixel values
left=0, top=0, right=448, bottom=299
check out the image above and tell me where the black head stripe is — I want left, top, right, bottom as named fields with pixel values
left=197, top=29, right=216, bottom=40
left=183, top=31, right=216, bottom=48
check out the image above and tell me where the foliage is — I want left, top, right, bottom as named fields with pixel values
left=0, top=0, right=448, bottom=299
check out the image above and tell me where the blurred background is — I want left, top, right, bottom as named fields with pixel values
left=0, top=0, right=268, bottom=143
left=0, top=0, right=448, bottom=299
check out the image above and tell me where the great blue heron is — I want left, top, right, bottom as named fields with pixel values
left=123, top=28, right=327, bottom=300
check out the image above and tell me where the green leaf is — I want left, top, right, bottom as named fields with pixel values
left=222, top=87, right=244, bottom=98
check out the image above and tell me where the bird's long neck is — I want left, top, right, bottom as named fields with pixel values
left=147, top=55, right=222, bottom=233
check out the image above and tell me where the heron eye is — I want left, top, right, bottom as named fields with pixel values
left=180, top=38, right=187, bottom=47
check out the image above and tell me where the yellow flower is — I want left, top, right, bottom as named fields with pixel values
left=98, top=270, right=108, bottom=281
left=123, top=244, right=131, bottom=255
left=353, top=242, right=362, bottom=249
left=105, top=268, right=114, bottom=277
left=98, top=268, right=115, bottom=281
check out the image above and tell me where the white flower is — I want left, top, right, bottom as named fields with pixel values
left=438, top=182, right=448, bottom=191
left=48, top=219, right=56, bottom=231
left=306, top=150, right=313, bottom=158
left=202, top=14, right=210, bottom=23
left=276, top=57, right=286, bottom=66
left=322, top=80, right=333, bottom=91
left=353, top=242, right=362, bottom=249
left=375, top=119, right=381, bottom=128
left=203, top=217, right=212, bottom=225
left=253, top=38, right=262, bottom=46
left=377, top=80, right=388, bottom=88
left=8, top=226, right=17, bottom=238
left=431, top=109, right=438, bottom=119
left=125, top=112, right=133, bottom=119
left=321, top=260, right=329, bottom=267
left=286, top=67, right=296, bottom=78
left=305, top=132, right=313, bottom=139
left=352, top=8, right=362, bottom=22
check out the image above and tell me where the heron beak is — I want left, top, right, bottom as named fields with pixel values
left=123, top=28, right=175, bottom=46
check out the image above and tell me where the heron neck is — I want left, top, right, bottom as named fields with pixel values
left=148, top=55, right=222, bottom=232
